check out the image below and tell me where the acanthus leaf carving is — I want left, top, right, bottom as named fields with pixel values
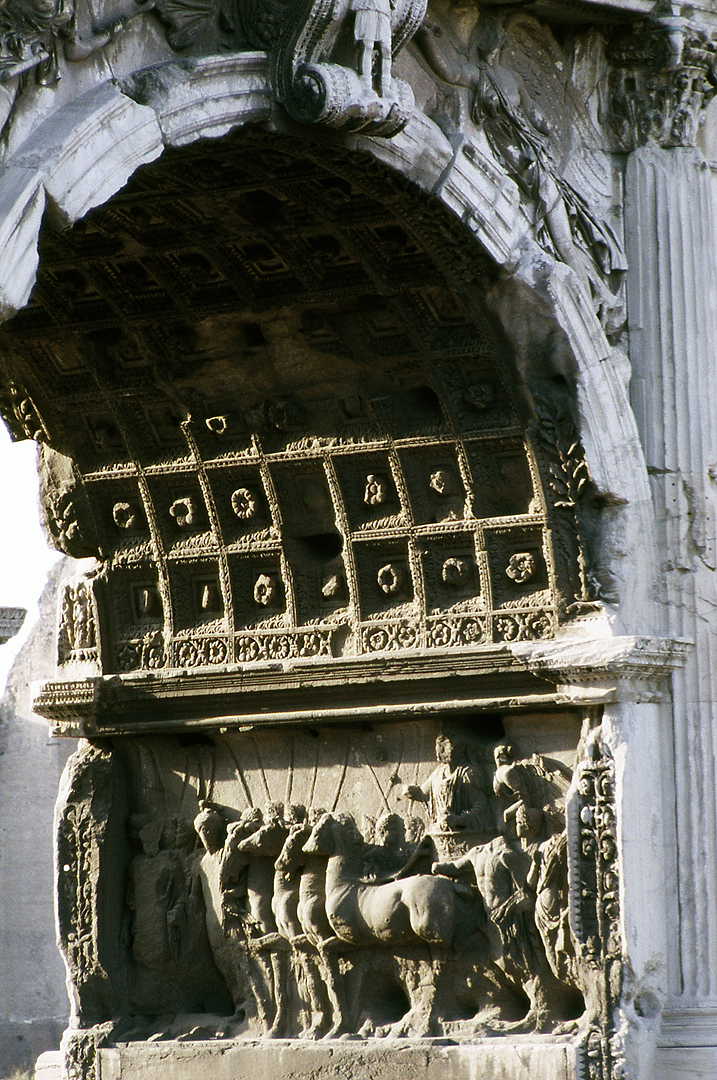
left=604, top=17, right=717, bottom=150
left=569, top=723, right=624, bottom=1080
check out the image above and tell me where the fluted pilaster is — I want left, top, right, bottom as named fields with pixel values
left=625, top=147, right=717, bottom=1007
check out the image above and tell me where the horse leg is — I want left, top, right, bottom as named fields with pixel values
left=297, top=949, right=328, bottom=1038
left=319, top=945, right=351, bottom=1038
left=245, top=948, right=274, bottom=1035
left=266, top=950, right=289, bottom=1037
left=388, top=952, right=439, bottom=1038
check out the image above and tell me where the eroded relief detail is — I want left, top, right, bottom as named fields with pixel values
left=58, top=580, right=97, bottom=664
left=414, top=13, right=627, bottom=325
left=56, top=715, right=617, bottom=1052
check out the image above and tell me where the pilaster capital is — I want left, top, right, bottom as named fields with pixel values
left=604, top=16, right=717, bottom=149
left=509, top=634, right=690, bottom=704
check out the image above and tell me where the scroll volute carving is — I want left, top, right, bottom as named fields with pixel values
left=269, top=0, right=426, bottom=134
left=39, top=444, right=100, bottom=560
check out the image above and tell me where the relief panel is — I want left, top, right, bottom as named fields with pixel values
left=55, top=714, right=619, bottom=1066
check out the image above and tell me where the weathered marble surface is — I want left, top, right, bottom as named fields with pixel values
left=0, top=0, right=714, bottom=1074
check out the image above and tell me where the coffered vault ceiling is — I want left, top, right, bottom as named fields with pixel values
left=0, top=129, right=594, bottom=679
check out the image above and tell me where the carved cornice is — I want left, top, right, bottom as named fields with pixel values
left=0, top=606, right=25, bottom=644
left=604, top=16, right=717, bottom=149
left=509, top=634, right=689, bottom=702
left=35, top=635, right=686, bottom=734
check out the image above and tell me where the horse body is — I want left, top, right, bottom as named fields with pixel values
left=304, top=813, right=457, bottom=948
left=236, top=817, right=288, bottom=935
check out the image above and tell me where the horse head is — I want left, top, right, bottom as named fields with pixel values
left=303, top=811, right=336, bottom=856
left=274, top=820, right=312, bottom=873
left=303, top=812, right=364, bottom=858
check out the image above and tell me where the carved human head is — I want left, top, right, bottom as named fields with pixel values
left=376, top=812, right=405, bottom=848
left=286, top=804, right=307, bottom=826
left=194, top=803, right=227, bottom=854
left=240, top=806, right=263, bottom=828
left=435, top=731, right=463, bottom=766
left=494, top=743, right=513, bottom=767
left=266, top=801, right=285, bottom=823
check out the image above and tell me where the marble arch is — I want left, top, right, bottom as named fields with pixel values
left=0, top=7, right=708, bottom=1076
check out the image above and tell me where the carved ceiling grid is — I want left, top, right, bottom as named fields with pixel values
left=0, top=133, right=588, bottom=674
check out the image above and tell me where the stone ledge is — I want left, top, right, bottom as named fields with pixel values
left=0, top=606, right=26, bottom=644
left=657, top=1005, right=717, bottom=1047
left=35, top=1049, right=63, bottom=1080
left=97, top=1039, right=576, bottom=1080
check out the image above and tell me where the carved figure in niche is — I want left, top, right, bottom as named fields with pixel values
left=127, top=814, right=231, bottom=1015
left=127, top=816, right=183, bottom=992
left=492, top=743, right=571, bottom=847
left=271, top=0, right=425, bottom=137
left=414, top=16, right=624, bottom=326
left=351, top=0, right=392, bottom=98
left=401, top=730, right=493, bottom=856
left=60, top=581, right=95, bottom=659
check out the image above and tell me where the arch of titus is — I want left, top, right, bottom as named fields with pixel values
left=0, top=0, right=716, bottom=1073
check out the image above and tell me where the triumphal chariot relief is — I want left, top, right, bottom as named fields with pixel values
left=0, top=0, right=704, bottom=1068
